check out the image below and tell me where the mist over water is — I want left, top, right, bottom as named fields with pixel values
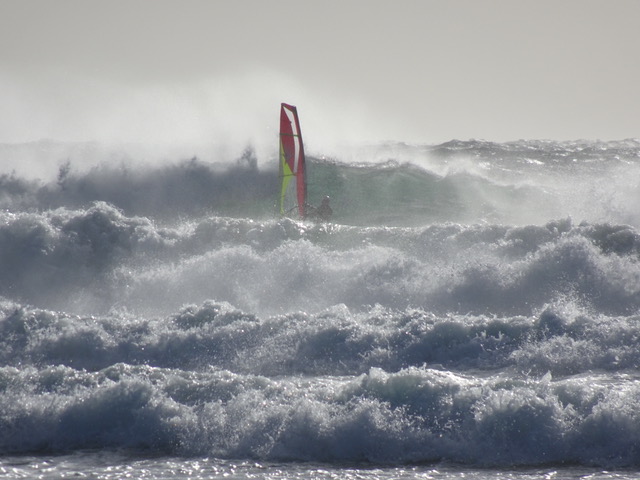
left=1, top=138, right=640, bottom=474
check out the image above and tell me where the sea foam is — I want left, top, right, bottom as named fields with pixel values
left=1, top=139, right=640, bottom=467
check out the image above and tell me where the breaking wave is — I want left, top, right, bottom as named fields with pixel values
left=1, top=138, right=640, bottom=467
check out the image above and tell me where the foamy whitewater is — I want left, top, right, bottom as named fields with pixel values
left=1, top=139, right=640, bottom=479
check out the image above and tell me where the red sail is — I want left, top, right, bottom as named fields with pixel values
left=279, top=103, right=307, bottom=218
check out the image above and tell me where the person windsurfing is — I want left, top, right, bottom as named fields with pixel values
left=307, top=196, right=332, bottom=222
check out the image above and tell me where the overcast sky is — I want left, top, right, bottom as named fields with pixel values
left=1, top=0, right=638, bottom=152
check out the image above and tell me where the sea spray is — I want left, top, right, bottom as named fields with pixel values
left=1, top=139, right=640, bottom=469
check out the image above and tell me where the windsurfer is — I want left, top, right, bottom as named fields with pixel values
left=307, top=196, right=332, bottom=222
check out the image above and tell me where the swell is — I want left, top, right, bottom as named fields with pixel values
left=2, top=138, right=639, bottom=227
left=2, top=302, right=640, bottom=465
left=0, top=204, right=639, bottom=317
left=2, top=298, right=640, bottom=376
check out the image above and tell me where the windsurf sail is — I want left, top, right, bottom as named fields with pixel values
left=279, top=103, right=307, bottom=218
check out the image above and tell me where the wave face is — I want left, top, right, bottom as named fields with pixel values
left=1, top=139, right=640, bottom=467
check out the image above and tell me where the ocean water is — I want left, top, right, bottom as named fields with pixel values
left=1, top=138, right=640, bottom=479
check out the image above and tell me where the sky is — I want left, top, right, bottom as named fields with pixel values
left=0, top=0, right=639, bottom=156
